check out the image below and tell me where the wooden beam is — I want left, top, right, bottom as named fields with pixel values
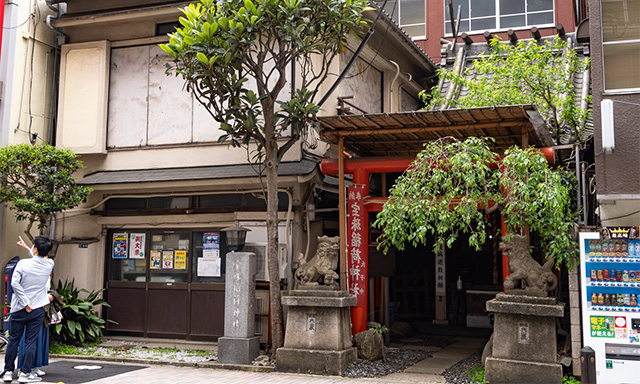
left=333, top=120, right=532, bottom=137
left=339, top=137, right=347, bottom=291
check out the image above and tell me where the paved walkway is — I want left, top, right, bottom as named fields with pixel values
left=5, top=335, right=486, bottom=384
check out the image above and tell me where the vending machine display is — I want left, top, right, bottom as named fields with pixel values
left=580, top=231, right=640, bottom=384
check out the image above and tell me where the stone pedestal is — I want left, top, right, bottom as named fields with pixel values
left=485, top=293, right=565, bottom=384
left=218, top=252, right=260, bottom=365
left=276, top=290, right=357, bottom=375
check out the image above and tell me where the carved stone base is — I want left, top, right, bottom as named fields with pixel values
left=485, top=357, right=562, bottom=383
left=217, top=336, right=260, bottom=365
left=276, top=347, right=357, bottom=375
left=276, top=290, right=356, bottom=375
left=484, top=294, right=564, bottom=384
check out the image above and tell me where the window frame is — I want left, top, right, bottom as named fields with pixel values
left=376, top=0, right=426, bottom=40
left=443, top=0, right=556, bottom=36
left=599, top=0, right=640, bottom=93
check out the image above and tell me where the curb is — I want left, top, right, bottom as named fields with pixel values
left=50, top=354, right=276, bottom=373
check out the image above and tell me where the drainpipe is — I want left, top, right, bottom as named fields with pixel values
left=317, top=0, right=388, bottom=107
left=0, top=0, right=21, bottom=258
left=389, top=61, right=400, bottom=112
left=44, top=1, right=67, bottom=239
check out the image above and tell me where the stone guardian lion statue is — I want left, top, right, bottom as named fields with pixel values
left=294, top=235, right=340, bottom=290
left=501, top=233, right=558, bottom=295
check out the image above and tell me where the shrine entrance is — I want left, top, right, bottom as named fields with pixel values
left=318, top=105, right=556, bottom=334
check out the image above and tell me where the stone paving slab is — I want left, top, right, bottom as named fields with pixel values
left=36, top=361, right=446, bottom=384
left=383, top=372, right=447, bottom=383
left=398, top=345, right=442, bottom=352
left=449, top=337, right=489, bottom=349
left=430, top=347, right=479, bottom=360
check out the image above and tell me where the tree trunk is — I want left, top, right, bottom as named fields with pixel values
left=263, top=108, right=285, bottom=352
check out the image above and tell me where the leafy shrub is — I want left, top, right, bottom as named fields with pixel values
left=51, top=279, right=113, bottom=344
left=466, top=365, right=488, bottom=384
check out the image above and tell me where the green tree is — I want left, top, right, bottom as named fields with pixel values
left=0, top=144, right=92, bottom=242
left=422, top=37, right=591, bottom=144
left=160, top=0, right=371, bottom=350
left=374, top=137, right=578, bottom=268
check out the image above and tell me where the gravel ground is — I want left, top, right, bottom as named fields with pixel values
left=342, top=348, right=433, bottom=378
left=443, top=351, right=482, bottom=384
left=72, top=344, right=217, bottom=364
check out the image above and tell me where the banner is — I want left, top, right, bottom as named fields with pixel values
left=347, top=184, right=367, bottom=307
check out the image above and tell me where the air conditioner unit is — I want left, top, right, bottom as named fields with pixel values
left=242, top=243, right=288, bottom=282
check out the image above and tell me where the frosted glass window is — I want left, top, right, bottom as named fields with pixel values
left=376, top=0, right=425, bottom=38
left=446, top=0, right=555, bottom=34
left=500, top=0, right=525, bottom=15
left=601, top=0, right=640, bottom=90
left=471, top=0, right=495, bottom=17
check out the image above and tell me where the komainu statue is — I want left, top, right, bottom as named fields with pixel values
left=295, top=235, right=340, bottom=290
left=501, top=234, right=558, bottom=296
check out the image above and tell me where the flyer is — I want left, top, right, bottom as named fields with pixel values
left=197, top=257, right=221, bottom=277
left=129, top=233, right=146, bottom=259
left=174, top=250, right=187, bottom=270
left=113, top=233, right=128, bottom=259
left=203, top=232, right=220, bottom=258
left=150, top=250, right=161, bottom=269
left=162, top=250, right=174, bottom=269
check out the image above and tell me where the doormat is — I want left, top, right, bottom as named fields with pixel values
left=35, top=360, right=147, bottom=384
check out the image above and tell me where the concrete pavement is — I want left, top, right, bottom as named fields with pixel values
left=3, top=335, right=486, bottom=384
left=34, top=359, right=448, bottom=384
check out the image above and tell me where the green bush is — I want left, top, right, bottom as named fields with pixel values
left=466, top=365, right=488, bottom=384
left=51, top=279, right=114, bottom=344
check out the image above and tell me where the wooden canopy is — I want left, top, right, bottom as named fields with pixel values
left=318, top=104, right=555, bottom=156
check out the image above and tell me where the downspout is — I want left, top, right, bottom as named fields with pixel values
left=317, top=0, right=388, bottom=107
left=44, top=1, right=66, bottom=239
left=0, top=0, right=21, bottom=257
left=45, top=0, right=66, bottom=144
left=389, top=61, right=400, bottom=112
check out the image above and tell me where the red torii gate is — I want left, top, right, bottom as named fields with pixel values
left=321, top=149, right=554, bottom=334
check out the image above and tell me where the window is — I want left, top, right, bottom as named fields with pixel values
left=601, top=0, right=640, bottom=91
left=108, top=229, right=230, bottom=283
left=444, top=0, right=554, bottom=35
left=375, top=0, right=426, bottom=39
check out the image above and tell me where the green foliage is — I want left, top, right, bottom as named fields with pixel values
left=160, top=0, right=371, bottom=160
left=466, top=364, right=488, bottom=383
left=160, top=0, right=372, bottom=350
left=49, top=342, right=82, bottom=355
left=563, top=375, right=581, bottom=384
left=51, top=280, right=113, bottom=345
left=422, top=37, right=591, bottom=144
left=0, top=144, right=91, bottom=237
left=373, top=324, right=389, bottom=335
left=374, top=137, right=578, bottom=267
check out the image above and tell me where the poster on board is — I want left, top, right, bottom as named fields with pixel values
left=162, top=251, right=174, bottom=269
left=174, top=250, right=187, bottom=269
left=197, top=257, right=221, bottom=277
left=129, top=233, right=146, bottom=259
left=150, top=250, right=161, bottom=269
left=203, top=232, right=220, bottom=258
left=113, top=233, right=128, bottom=259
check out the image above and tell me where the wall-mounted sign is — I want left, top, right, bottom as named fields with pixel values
left=162, top=251, right=174, bottom=269
left=112, top=233, right=128, bottom=259
left=347, top=184, right=367, bottom=307
left=129, top=233, right=146, bottom=259
left=150, top=250, right=161, bottom=269
left=174, top=250, right=187, bottom=270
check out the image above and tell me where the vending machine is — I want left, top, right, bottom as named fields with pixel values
left=580, top=229, right=640, bottom=384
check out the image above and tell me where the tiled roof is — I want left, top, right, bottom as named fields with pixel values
left=432, top=33, right=592, bottom=145
left=80, top=159, right=318, bottom=185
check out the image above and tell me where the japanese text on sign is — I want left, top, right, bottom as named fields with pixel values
left=347, top=185, right=367, bottom=307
